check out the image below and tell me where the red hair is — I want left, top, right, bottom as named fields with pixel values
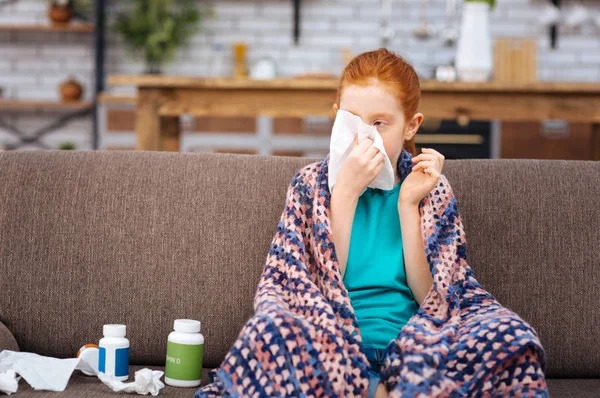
left=335, top=48, right=420, bottom=156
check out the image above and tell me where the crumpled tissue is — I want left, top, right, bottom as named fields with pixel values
left=0, top=350, right=164, bottom=396
left=98, top=368, right=164, bottom=396
left=0, top=370, right=19, bottom=395
left=328, top=109, right=396, bottom=195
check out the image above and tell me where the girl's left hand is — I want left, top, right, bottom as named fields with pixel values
left=399, top=148, right=445, bottom=207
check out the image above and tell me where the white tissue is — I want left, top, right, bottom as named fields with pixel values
left=0, top=350, right=82, bottom=392
left=98, top=368, right=164, bottom=396
left=0, top=350, right=164, bottom=396
left=329, top=109, right=396, bottom=195
left=0, top=370, right=19, bottom=395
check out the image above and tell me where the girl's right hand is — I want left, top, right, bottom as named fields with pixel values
left=333, top=133, right=385, bottom=199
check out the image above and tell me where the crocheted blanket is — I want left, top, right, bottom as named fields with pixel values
left=195, top=149, right=548, bottom=397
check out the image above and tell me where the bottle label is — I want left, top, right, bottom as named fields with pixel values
left=115, top=347, right=129, bottom=377
left=165, top=341, right=204, bottom=381
left=99, top=347, right=105, bottom=373
left=99, top=346, right=129, bottom=377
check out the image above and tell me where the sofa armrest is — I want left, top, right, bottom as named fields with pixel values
left=0, top=321, right=19, bottom=352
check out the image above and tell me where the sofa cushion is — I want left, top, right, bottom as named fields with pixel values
left=0, top=151, right=315, bottom=370
left=444, top=159, right=600, bottom=378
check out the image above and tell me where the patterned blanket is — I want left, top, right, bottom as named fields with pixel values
left=195, top=149, right=548, bottom=397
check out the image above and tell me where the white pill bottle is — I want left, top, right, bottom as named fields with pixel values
left=98, top=324, right=130, bottom=381
left=165, top=319, right=204, bottom=387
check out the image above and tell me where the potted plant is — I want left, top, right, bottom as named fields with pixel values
left=113, top=0, right=213, bottom=74
left=60, top=75, right=84, bottom=102
left=455, top=0, right=496, bottom=82
left=47, top=0, right=92, bottom=25
left=48, top=0, right=72, bottom=25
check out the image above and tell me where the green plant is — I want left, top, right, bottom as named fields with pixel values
left=113, top=0, right=213, bottom=74
left=58, top=141, right=76, bottom=150
left=465, top=0, right=496, bottom=11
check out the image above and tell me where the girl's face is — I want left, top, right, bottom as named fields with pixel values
left=334, top=78, right=423, bottom=176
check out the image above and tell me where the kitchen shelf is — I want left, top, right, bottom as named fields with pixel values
left=0, top=99, right=93, bottom=111
left=0, top=0, right=106, bottom=150
left=0, top=23, right=95, bottom=33
left=0, top=98, right=94, bottom=150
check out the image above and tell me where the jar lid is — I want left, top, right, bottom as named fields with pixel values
left=103, top=324, right=126, bottom=337
left=174, top=319, right=201, bottom=333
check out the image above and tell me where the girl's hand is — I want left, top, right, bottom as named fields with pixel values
left=333, top=133, right=385, bottom=200
left=399, top=148, right=445, bottom=207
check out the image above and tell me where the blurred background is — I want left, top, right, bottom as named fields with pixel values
left=0, top=0, right=598, bottom=159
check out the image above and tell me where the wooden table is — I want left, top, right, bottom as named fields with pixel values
left=107, top=76, right=600, bottom=160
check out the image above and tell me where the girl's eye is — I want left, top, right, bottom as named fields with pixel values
left=374, top=121, right=384, bottom=126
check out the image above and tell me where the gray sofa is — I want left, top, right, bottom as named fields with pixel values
left=0, top=150, right=599, bottom=397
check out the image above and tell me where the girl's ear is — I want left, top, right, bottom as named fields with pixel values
left=404, top=112, right=424, bottom=140
left=332, top=103, right=339, bottom=115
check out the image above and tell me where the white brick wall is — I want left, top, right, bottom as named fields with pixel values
left=0, top=0, right=599, bottom=151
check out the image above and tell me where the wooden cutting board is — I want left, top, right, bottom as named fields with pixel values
left=494, top=38, right=538, bottom=82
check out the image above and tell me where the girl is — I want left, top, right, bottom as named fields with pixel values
left=196, top=48, right=547, bottom=398
left=330, top=48, right=445, bottom=398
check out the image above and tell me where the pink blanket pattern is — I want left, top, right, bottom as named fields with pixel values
left=195, top=149, right=548, bottom=397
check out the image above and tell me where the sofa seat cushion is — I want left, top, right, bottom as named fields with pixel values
left=9, top=367, right=600, bottom=397
left=13, top=365, right=212, bottom=397
left=546, top=378, right=600, bottom=397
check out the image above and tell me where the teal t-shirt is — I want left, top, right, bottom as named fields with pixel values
left=343, top=181, right=420, bottom=349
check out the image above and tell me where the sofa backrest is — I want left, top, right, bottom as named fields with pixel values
left=0, top=151, right=598, bottom=378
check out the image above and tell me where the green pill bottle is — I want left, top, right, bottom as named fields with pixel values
left=165, top=319, right=205, bottom=387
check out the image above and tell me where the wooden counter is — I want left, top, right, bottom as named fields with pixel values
left=107, top=75, right=600, bottom=159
